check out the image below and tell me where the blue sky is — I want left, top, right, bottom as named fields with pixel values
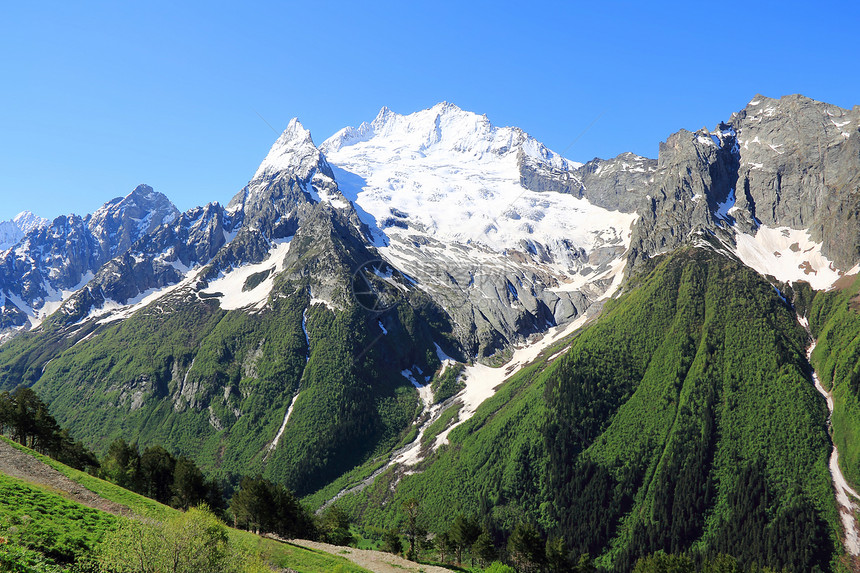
left=1, top=1, right=858, bottom=221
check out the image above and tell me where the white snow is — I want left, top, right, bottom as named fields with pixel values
left=430, top=311, right=592, bottom=451
left=714, top=189, right=736, bottom=220
left=378, top=321, right=388, bottom=335
left=321, top=103, right=635, bottom=270
left=13, top=272, right=96, bottom=328
left=0, top=211, right=48, bottom=251
left=401, top=368, right=434, bottom=408
left=253, top=119, right=321, bottom=181
left=309, top=297, right=336, bottom=312
left=733, top=225, right=842, bottom=290
left=266, top=392, right=300, bottom=456
left=97, top=268, right=199, bottom=324
left=434, top=342, right=456, bottom=368
left=201, top=238, right=292, bottom=310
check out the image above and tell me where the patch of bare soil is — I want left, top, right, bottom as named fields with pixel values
left=0, top=439, right=130, bottom=516
left=288, top=539, right=453, bottom=573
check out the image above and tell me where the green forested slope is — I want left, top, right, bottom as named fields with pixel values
left=341, top=248, right=838, bottom=571
left=0, top=255, right=451, bottom=498
left=810, top=274, right=860, bottom=488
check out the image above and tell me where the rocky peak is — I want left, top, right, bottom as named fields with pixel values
left=0, top=211, right=49, bottom=252
left=13, top=211, right=49, bottom=234
left=626, top=123, right=740, bottom=267
left=88, top=184, right=180, bottom=260
left=252, top=118, right=332, bottom=183
left=571, top=152, right=657, bottom=213
left=730, top=94, right=860, bottom=267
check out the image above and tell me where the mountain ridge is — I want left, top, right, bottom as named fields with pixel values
left=1, top=92, right=859, bottom=570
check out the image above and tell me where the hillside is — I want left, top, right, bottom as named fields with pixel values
left=0, top=436, right=375, bottom=572
left=0, top=94, right=858, bottom=571
left=334, top=247, right=839, bottom=571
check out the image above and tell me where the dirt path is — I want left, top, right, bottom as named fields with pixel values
left=288, top=539, right=452, bottom=573
left=0, top=438, right=130, bottom=516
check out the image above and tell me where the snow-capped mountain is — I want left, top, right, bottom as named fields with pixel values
left=0, top=185, right=180, bottom=337
left=322, top=102, right=637, bottom=355
left=2, top=95, right=860, bottom=571
left=0, top=211, right=49, bottom=251
left=3, top=96, right=857, bottom=353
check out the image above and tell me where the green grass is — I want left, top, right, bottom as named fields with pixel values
left=1, top=436, right=372, bottom=572
left=2, top=435, right=177, bottom=521
left=0, top=472, right=115, bottom=567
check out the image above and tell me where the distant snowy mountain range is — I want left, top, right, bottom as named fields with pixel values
left=1, top=96, right=858, bottom=351
left=0, top=211, right=49, bottom=251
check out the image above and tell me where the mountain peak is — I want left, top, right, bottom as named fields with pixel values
left=129, top=183, right=157, bottom=202
left=253, top=118, right=329, bottom=182
left=0, top=210, right=48, bottom=251
left=373, top=105, right=395, bottom=125
left=12, top=210, right=48, bottom=234
left=279, top=118, right=314, bottom=146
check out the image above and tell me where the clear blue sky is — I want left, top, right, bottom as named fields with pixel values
left=1, top=1, right=858, bottom=222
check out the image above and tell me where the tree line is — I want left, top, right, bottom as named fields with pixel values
left=356, top=496, right=795, bottom=573
left=0, top=385, right=358, bottom=547
left=0, top=386, right=99, bottom=471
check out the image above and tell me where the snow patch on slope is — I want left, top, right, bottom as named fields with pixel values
left=808, top=341, right=860, bottom=555
left=97, top=267, right=200, bottom=324
left=266, top=392, right=300, bottom=458
left=432, top=311, right=591, bottom=451
left=732, top=225, right=842, bottom=290
left=201, top=238, right=293, bottom=310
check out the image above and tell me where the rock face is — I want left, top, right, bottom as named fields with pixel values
left=574, top=152, right=658, bottom=213
left=88, top=184, right=180, bottom=261
left=0, top=186, right=179, bottom=331
left=624, top=94, right=860, bottom=277
left=520, top=149, right=657, bottom=214
left=732, top=95, right=860, bottom=268
left=627, top=125, right=740, bottom=266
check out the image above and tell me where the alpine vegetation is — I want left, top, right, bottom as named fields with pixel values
left=1, top=93, right=860, bottom=571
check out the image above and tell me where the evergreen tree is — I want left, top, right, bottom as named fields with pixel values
left=632, top=551, right=694, bottom=573
left=229, top=475, right=312, bottom=538
left=319, top=504, right=354, bottom=546
left=472, top=528, right=496, bottom=567
left=450, top=513, right=480, bottom=564
left=546, top=535, right=570, bottom=572
left=172, top=456, right=206, bottom=510
left=401, top=497, right=422, bottom=560
left=382, top=528, right=403, bottom=555
left=139, top=445, right=176, bottom=504
left=434, top=529, right=453, bottom=563
left=101, top=438, right=140, bottom=489
left=508, top=521, right=545, bottom=573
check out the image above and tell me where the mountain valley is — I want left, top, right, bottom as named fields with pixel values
left=2, top=93, right=860, bottom=571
